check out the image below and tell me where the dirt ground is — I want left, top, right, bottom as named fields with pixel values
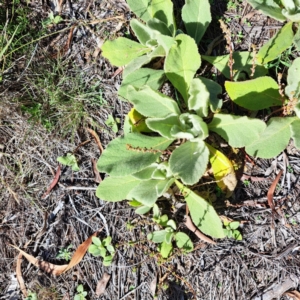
left=1, top=0, right=300, bottom=299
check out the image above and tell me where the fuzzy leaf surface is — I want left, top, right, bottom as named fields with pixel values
left=147, top=18, right=173, bottom=36
left=118, top=68, right=165, bottom=100
left=127, top=85, right=181, bottom=118
left=169, top=140, right=209, bottom=185
left=202, top=51, right=267, bottom=81
left=188, top=78, right=210, bottom=117
left=130, top=19, right=155, bottom=45
left=146, top=115, right=181, bottom=139
left=290, top=119, right=300, bottom=149
left=285, top=57, right=300, bottom=100
left=135, top=205, right=151, bottom=214
left=127, top=0, right=175, bottom=34
left=151, top=0, right=175, bottom=34
left=176, top=181, right=225, bottom=238
left=97, top=133, right=172, bottom=176
left=245, top=117, right=296, bottom=158
left=257, top=22, right=294, bottom=64
left=96, top=175, right=141, bottom=201
left=170, top=113, right=208, bottom=140
left=101, top=38, right=151, bottom=67
left=182, top=0, right=211, bottom=44
left=126, top=0, right=152, bottom=22
left=196, top=76, right=222, bottom=112
left=294, top=26, right=300, bottom=51
left=127, top=179, right=163, bottom=206
left=246, top=0, right=285, bottom=21
left=208, top=114, right=266, bottom=148
left=123, top=55, right=153, bottom=78
left=225, top=77, right=282, bottom=110
left=165, top=34, right=201, bottom=102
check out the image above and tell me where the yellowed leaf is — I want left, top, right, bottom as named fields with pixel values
left=128, top=108, right=152, bottom=133
left=206, top=143, right=237, bottom=195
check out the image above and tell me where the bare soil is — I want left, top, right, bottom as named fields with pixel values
left=1, top=1, right=300, bottom=299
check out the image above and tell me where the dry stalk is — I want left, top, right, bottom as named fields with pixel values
left=250, top=44, right=257, bottom=77
left=219, top=19, right=235, bottom=81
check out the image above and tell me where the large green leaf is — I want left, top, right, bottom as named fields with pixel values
left=182, top=0, right=211, bottom=44
left=101, top=38, right=151, bottom=67
left=151, top=0, right=175, bottom=34
left=130, top=19, right=155, bottom=45
left=147, top=18, right=173, bottom=36
left=123, top=55, right=153, bottom=78
left=293, top=26, right=300, bottom=51
left=127, top=0, right=175, bottom=34
left=146, top=115, right=181, bottom=139
left=225, top=77, right=282, bottom=110
left=126, top=0, right=152, bottom=22
left=246, top=0, right=285, bottom=21
left=175, top=181, right=225, bottom=238
left=197, top=76, right=222, bottom=112
left=245, top=117, right=297, bottom=158
left=188, top=78, right=210, bottom=117
left=257, top=22, right=294, bottom=64
left=165, top=34, right=201, bottom=102
left=208, top=114, right=266, bottom=148
left=118, top=68, right=165, bottom=100
left=130, top=19, right=175, bottom=52
left=188, top=77, right=222, bottom=116
left=170, top=140, right=209, bottom=185
left=127, top=179, right=161, bottom=206
left=202, top=51, right=268, bottom=81
left=285, top=57, right=300, bottom=100
left=96, top=175, right=141, bottom=201
left=97, top=133, right=172, bottom=176
left=126, top=85, right=181, bottom=118
left=290, top=119, right=300, bottom=149
left=128, top=178, right=174, bottom=206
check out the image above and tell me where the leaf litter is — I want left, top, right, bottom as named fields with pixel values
left=1, top=0, right=300, bottom=299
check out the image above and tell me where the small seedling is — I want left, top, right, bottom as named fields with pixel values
left=74, top=284, right=87, bottom=300
left=147, top=204, right=193, bottom=258
left=57, top=153, right=80, bottom=171
left=88, top=236, right=115, bottom=266
left=56, top=244, right=73, bottom=261
left=223, top=220, right=242, bottom=240
left=42, top=12, right=63, bottom=28
left=126, top=221, right=135, bottom=231
left=25, top=291, right=37, bottom=300
left=287, top=165, right=294, bottom=173
left=243, top=179, right=250, bottom=186
left=291, top=219, right=297, bottom=225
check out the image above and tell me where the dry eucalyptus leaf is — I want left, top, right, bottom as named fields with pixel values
left=11, top=231, right=99, bottom=276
